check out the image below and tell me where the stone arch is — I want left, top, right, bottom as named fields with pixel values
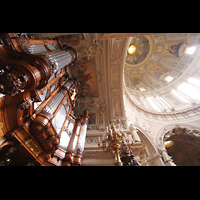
left=156, top=123, right=200, bottom=165
left=131, top=124, right=165, bottom=166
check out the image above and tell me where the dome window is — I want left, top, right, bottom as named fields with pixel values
left=185, top=46, right=196, bottom=55
left=128, top=45, right=136, bottom=55
left=187, top=77, right=200, bottom=88
left=146, top=97, right=162, bottom=112
left=139, top=87, right=146, bottom=91
left=164, top=75, right=174, bottom=82
left=171, top=89, right=190, bottom=103
left=177, top=82, right=200, bottom=100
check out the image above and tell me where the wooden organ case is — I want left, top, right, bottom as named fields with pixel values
left=0, top=33, right=89, bottom=166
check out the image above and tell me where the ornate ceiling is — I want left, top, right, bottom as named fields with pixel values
left=124, top=33, right=198, bottom=93
left=125, top=36, right=151, bottom=65
left=56, top=33, right=200, bottom=166
left=2, top=33, right=200, bottom=166
left=57, top=33, right=200, bottom=126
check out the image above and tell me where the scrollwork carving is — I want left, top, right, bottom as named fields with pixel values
left=85, top=137, right=99, bottom=144
left=91, top=33, right=103, bottom=50
left=0, top=65, right=28, bottom=96
left=17, top=99, right=31, bottom=110
left=17, top=90, right=42, bottom=110
left=81, top=33, right=103, bottom=60
left=111, top=38, right=124, bottom=61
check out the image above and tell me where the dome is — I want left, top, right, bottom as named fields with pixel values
left=124, top=33, right=200, bottom=113
left=125, top=36, right=151, bottom=65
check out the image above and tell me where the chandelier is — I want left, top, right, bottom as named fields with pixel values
left=98, top=122, right=140, bottom=166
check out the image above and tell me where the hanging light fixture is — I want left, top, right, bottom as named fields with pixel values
left=98, top=122, right=140, bottom=166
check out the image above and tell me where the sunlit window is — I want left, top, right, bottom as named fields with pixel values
left=146, top=97, right=161, bottom=112
left=171, top=89, right=190, bottom=103
left=185, top=46, right=196, bottom=55
left=142, top=97, right=152, bottom=109
left=131, top=95, right=140, bottom=105
left=164, top=75, right=174, bottom=82
left=177, top=82, right=200, bottom=100
left=139, top=87, right=146, bottom=91
left=128, top=45, right=136, bottom=54
left=154, top=98, right=166, bottom=111
left=187, top=77, right=200, bottom=88
left=156, top=96, right=173, bottom=110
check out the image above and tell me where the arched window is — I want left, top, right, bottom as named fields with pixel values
left=177, top=82, right=200, bottom=100
left=171, top=89, right=190, bottom=103
left=146, top=97, right=162, bottom=112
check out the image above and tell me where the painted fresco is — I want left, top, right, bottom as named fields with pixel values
left=130, top=76, right=146, bottom=87
left=147, top=63, right=169, bottom=80
left=58, top=34, right=84, bottom=46
left=69, top=57, right=98, bottom=98
left=147, top=66, right=168, bottom=80
left=152, top=67, right=168, bottom=79
left=164, top=41, right=184, bottom=57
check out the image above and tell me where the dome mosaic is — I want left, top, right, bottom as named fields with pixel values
left=124, top=33, right=197, bottom=93
left=124, top=33, right=200, bottom=114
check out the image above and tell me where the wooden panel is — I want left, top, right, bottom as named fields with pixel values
left=0, top=96, right=7, bottom=141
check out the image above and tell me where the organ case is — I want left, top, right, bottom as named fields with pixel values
left=0, top=33, right=88, bottom=166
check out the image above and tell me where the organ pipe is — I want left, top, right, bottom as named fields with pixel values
left=0, top=33, right=77, bottom=96
left=0, top=33, right=89, bottom=166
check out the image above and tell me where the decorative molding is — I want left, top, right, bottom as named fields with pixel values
left=79, top=33, right=103, bottom=60
left=83, top=150, right=114, bottom=158
left=106, top=37, right=131, bottom=122
left=110, top=38, right=124, bottom=62
left=85, top=137, right=99, bottom=145
left=0, top=65, right=28, bottom=96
